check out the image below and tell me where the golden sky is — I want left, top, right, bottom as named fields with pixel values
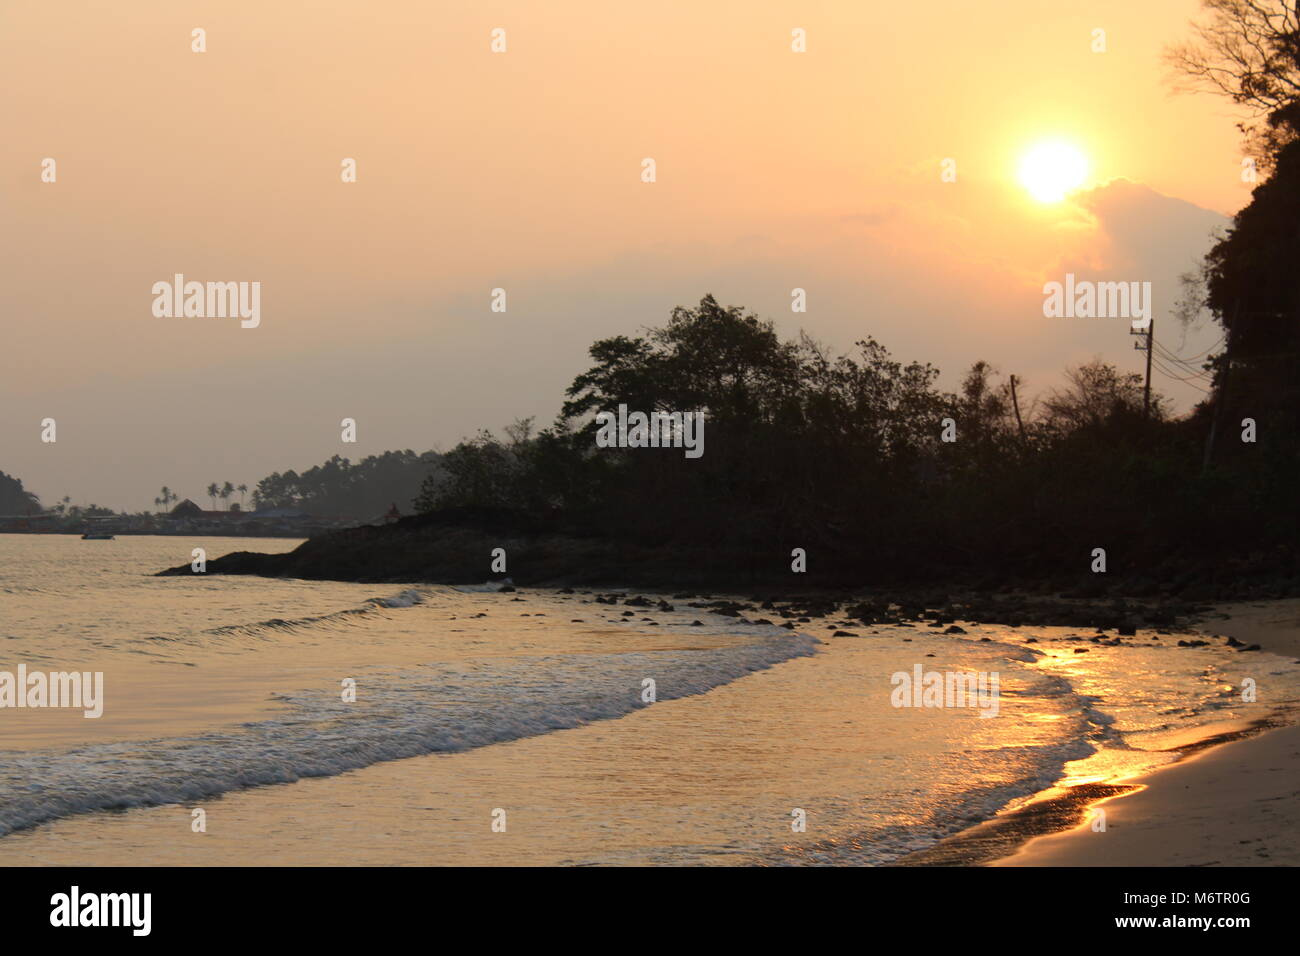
left=0, top=0, right=1251, bottom=509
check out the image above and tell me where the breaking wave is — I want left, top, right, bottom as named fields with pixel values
left=0, top=631, right=819, bottom=836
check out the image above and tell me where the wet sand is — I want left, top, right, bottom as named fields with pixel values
left=973, top=600, right=1300, bottom=867
left=5, top=552, right=1298, bottom=867
left=992, top=721, right=1300, bottom=866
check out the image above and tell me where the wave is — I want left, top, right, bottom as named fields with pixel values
left=451, top=579, right=514, bottom=593
left=765, top=744, right=1095, bottom=867
left=202, top=588, right=428, bottom=639
left=0, top=631, right=820, bottom=836
left=367, top=588, right=425, bottom=608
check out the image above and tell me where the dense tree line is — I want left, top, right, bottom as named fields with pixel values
left=413, top=288, right=1294, bottom=586
left=254, top=450, right=443, bottom=518
left=0, top=471, right=40, bottom=514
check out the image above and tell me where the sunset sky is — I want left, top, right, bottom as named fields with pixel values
left=0, top=0, right=1253, bottom=510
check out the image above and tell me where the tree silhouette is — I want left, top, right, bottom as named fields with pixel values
left=1168, top=1, right=1300, bottom=168
left=252, top=451, right=442, bottom=517
left=0, top=471, right=40, bottom=514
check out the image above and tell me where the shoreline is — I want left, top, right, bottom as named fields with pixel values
left=7, top=532, right=1297, bottom=865
left=154, top=509, right=1300, bottom=611
left=152, top=532, right=1300, bottom=868
left=991, top=720, right=1300, bottom=866
left=892, top=715, right=1284, bottom=866
left=908, top=598, right=1300, bottom=867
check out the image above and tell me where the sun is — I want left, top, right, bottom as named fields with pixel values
left=1018, top=141, right=1089, bottom=202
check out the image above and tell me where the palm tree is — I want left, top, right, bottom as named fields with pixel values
left=207, top=482, right=219, bottom=510
left=220, top=481, right=234, bottom=510
left=237, top=484, right=248, bottom=509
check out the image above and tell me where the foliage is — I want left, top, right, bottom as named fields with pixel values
left=254, top=450, right=443, bottom=517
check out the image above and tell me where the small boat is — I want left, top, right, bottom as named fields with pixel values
left=81, top=532, right=115, bottom=540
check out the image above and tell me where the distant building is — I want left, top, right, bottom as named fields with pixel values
left=0, top=512, right=61, bottom=532
left=250, top=507, right=311, bottom=520
left=170, top=499, right=204, bottom=518
left=169, top=498, right=259, bottom=522
left=162, top=498, right=359, bottom=537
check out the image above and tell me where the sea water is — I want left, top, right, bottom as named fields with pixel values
left=1, top=535, right=1296, bottom=865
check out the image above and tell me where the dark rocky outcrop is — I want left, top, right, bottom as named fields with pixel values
left=157, top=506, right=1294, bottom=633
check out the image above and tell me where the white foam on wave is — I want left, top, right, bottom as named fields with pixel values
left=0, top=630, right=820, bottom=836
left=366, top=588, right=426, bottom=608
left=451, top=579, right=514, bottom=593
left=202, top=587, right=428, bottom=638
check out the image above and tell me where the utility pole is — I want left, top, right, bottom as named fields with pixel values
left=1008, top=374, right=1027, bottom=441
left=1202, top=306, right=1238, bottom=475
left=1131, top=318, right=1154, bottom=418
left=1201, top=356, right=1229, bottom=475
left=1143, top=318, right=1153, bottom=418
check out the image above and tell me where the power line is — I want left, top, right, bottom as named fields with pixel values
left=1176, top=338, right=1226, bottom=361
left=1150, top=354, right=1204, bottom=380
left=1151, top=356, right=1212, bottom=392
left=1153, top=341, right=1217, bottom=377
left=1157, top=334, right=1226, bottom=364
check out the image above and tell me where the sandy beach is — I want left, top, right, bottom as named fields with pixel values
left=983, top=599, right=1300, bottom=867
left=3, top=534, right=1297, bottom=867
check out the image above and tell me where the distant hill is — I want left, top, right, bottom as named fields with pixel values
left=0, top=470, right=40, bottom=515
left=250, top=450, right=443, bottom=519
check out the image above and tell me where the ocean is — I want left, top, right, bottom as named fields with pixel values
left=1, top=534, right=1296, bottom=865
